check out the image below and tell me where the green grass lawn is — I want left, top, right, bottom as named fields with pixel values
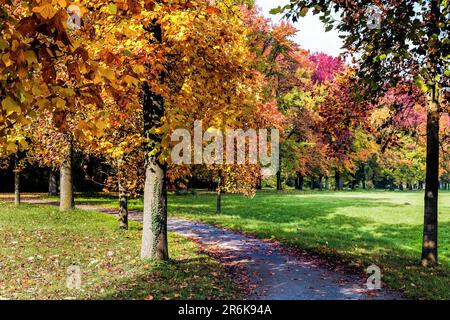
left=0, top=202, right=237, bottom=300
left=72, top=190, right=450, bottom=300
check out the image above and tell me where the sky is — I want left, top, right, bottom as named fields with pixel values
left=255, top=0, right=344, bottom=57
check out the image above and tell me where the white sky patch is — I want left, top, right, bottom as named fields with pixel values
left=255, top=0, right=344, bottom=57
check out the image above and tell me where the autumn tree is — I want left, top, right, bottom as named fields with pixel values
left=282, top=0, right=450, bottom=266
left=1, top=0, right=134, bottom=212
left=243, top=7, right=308, bottom=190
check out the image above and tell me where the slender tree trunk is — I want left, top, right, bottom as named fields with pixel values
left=48, top=170, right=58, bottom=196
left=361, top=165, right=366, bottom=189
left=319, top=175, right=323, bottom=191
left=256, top=176, right=262, bottom=190
left=421, top=87, right=440, bottom=267
left=294, top=172, right=299, bottom=189
left=60, top=139, right=74, bottom=211
left=294, top=172, right=303, bottom=190
left=118, top=183, right=128, bottom=230
left=14, top=156, right=20, bottom=206
left=216, top=170, right=222, bottom=214
left=276, top=170, right=282, bottom=190
left=335, top=170, right=343, bottom=191
left=208, top=175, right=214, bottom=192
left=325, top=176, right=329, bottom=190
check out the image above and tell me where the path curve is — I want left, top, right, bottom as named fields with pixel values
left=12, top=199, right=404, bottom=300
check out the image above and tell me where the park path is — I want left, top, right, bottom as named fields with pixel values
left=13, top=198, right=404, bottom=300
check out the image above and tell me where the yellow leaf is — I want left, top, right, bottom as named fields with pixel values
left=2, top=96, right=21, bottom=116
left=25, top=50, right=38, bottom=65
left=98, top=67, right=116, bottom=81
left=6, top=142, right=17, bottom=154
left=132, top=64, right=145, bottom=74
left=56, top=0, right=67, bottom=7
left=19, top=139, right=29, bottom=150
left=32, top=4, right=58, bottom=20
left=0, top=38, right=8, bottom=51
left=124, top=75, right=139, bottom=87
left=52, top=97, right=66, bottom=110
left=2, top=53, right=12, bottom=67
left=32, top=83, right=51, bottom=97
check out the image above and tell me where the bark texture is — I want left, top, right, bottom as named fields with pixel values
left=140, top=20, right=168, bottom=260
left=141, top=159, right=168, bottom=260
left=276, top=170, right=282, bottom=190
left=60, top=139, right=74, bottom=211
left=421, top=86, right=440, bottom=266
left=118, top=184, right=128, bottom=230
left=14, top=162, right=20, bottom=206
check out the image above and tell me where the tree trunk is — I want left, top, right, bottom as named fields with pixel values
left=118, top=183, right=128, bottom=230
left=335, top=171, right=343, bottom=191
left=208, top=176, right=214, bottom=192
left=421, top=87, right=440, bottom=267
left=141, top=158, right=168, bottom=260
left=318, top=176, right=323, bottom=191
left=294, top=172, right=299, bottom=189
left=389, top=178, right=395, bottom=191
left=256, top=176, right=262, bottom=190
left=48, top=170, right=58, bottom=196
left=60, top=139, right=74, bottom=211
left=216, top=170, right=222, bottom=214
left=325, top=176, right=329, bottom=190
left=14, top=156, right=20, bottom=206
left=299, top=174, right=304, bottom=190
left=140, top=20, right=169, bottom=261
left=276, top=169, right=282, bottom=190
left=361, top=165, right=366, bottom=189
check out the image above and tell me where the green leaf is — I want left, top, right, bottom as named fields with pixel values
left=413, top=75, right=429, bottom=93
left=269, top=7, right=281, bottom=15
left=16, top=90, right=26, bottom=103
left=107, top=3, right=117, bottom=14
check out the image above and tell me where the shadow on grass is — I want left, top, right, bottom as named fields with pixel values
left=97, top=257, right=236, bottom=300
